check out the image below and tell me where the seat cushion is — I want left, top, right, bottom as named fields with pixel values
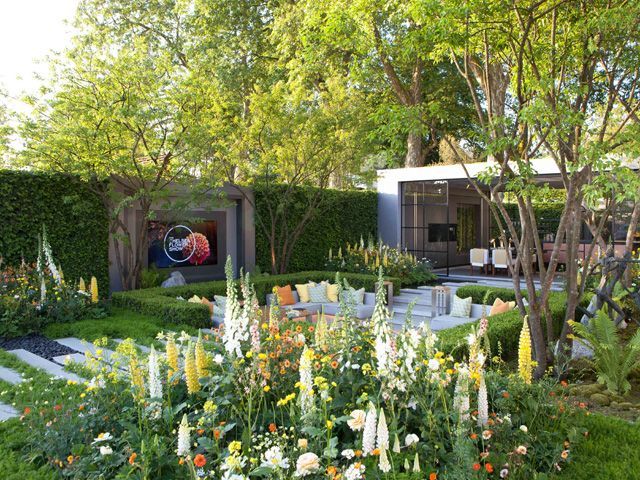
left=340, top=287, right=365, bottom=305
left=275, top=285, right=296, bottom=306
left=201, top=297, right=214, bottom=315
left=451, top=295, right=472, bottom=318
left=295, top=284, right=311, bottom=303
left=308, top=283, right=330, bottom=303
left=489, top=298, right=515, bottom=316
left=327, top=283, right=339, bottom=302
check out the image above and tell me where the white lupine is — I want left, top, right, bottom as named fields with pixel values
left=42, top=229, right=61, bottom=284
left=362, top=402, right=377, bottom=456
left=298, top=347, right=315, bottom=416
left=477, top=374, right=489, bottom=427
left=148, top=345, right=162, bottom=399
left=371, top=270, right=393, bottom=377
left=413, top=452, right=421, bottom=472
left=222, top=257, right=246, bottom=357
left=40, top=277, right=47, bottom=304
left=453, top=365, right=470, bottom=422
left=376, top=408, right=389, bottom=450
left=392, top=434, right=401, bottom=453
left=378, top=447, right=391, bottom=473
left=176, top=414, right=190, bottom=456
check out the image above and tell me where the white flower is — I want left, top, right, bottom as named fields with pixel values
left=378, top=448, right=391, bottom=473
left=376, top=409, right=389, bottom=450
left=213, top=354, right=224, bottom=365
left=347, top=409, right=366, bottom=431
left=341, top=449, right=355, bottom=459
left=466, top=333, right=477, bottom=346
left=344, top=462, right=366, bottom=480
left=362, top=403, right=377, bottom=455
left=92, top=432, right=113, bottom=443
left=148, top=345, right=162, bottom=399
left=427, top=358, right=440, bottom=371
left=351, top=363, right=361, bottom=370
left=453, top=367, right=470, bottom=422
left=515, top=445, right=527, bottom=455
left=405, top=433, right=419, bottom=447
left=500, top=467, right=509, bottom=478
left=295, top=452, right=320, bottom=477
left=477, top=375, right=489, bottom=427
left=298, top=347, right=315, bottom=416
left=520, top=425, right=528, bottom=433
left=177, top=414, right=191, bottom=456
left=99, top=446, right=113, bottom=456
left=413, top=452, right=421, bottom=472
left=262, top=446, right=290, bottom=469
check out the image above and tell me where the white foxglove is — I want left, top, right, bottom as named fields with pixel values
left=148, top=345, right=162, bottom=399
left=376, top=408, right=389, bottom=450
left=378, top=447, right=391, bottom=473
left=477, top=374, right=489, bottom=427
left=222, top=257, right=246, bottom=357
left=362, top=402, right=377, bottom=456
left=453, top=366, right=470, bottom=422
left=299, top=347, right=315, bottom=416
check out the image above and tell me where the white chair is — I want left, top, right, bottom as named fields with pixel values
left=492, top=248, right=509, bottom=274
left=470, top=248, right=490, bottom=274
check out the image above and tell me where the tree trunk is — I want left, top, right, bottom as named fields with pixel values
left=406, top=132, right=423, bottom=168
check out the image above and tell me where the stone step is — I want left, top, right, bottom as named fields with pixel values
left=52, top=353, right=88, bottom=366
left=0, top=365, right=23, bottom=385
left=393, top=294, right=432, bottom=307
left=8, top=349, right=84, bottom=383
left=399, top=287, right=431, bottom=295
left=54, top=338, right=119, bottom=362
left=0, top=402, right=19, bottom=421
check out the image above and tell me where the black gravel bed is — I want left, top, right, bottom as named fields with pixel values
left=0, top=334, right=79, bottom=361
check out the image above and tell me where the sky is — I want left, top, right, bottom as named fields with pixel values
left=0, top=0, right=79, bottom=107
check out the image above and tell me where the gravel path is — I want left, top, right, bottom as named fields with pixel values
left=0, top=334, right=78, bottom=361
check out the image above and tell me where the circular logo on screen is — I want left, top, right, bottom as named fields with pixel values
left=163, top=225, right=196, bottom=263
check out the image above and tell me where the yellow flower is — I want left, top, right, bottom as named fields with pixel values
left=263, top=385, right=271, bottom=392
left=229, top=441, right=242, bottom=454
left=518, top=316, right=533, bottom=385
left=185, top=342, right=200, bottom=394
left=258, top=353, right=267, bottom=360
left=326, top=420, right=333, bottom=429
left=166, top=334, right=179, bottom=384
left=195, top=333, right=209, bottom=379
left=90, top=276, right=99, bottom=303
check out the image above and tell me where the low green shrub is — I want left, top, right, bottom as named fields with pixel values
left=112, top=271, right=401, bottom=327
left=439, top=286, right=577, bottom=360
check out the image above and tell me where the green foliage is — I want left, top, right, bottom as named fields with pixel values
left=43, top=307, right=198, bottom=346
left=113, top=271, right=401, bottom=327
left=490, top=202, right=566, bottom=242
left=550, top=414, right=640, bottom=480
left=325, top=239, right=437, bottom=286
left=438, top=287, right=573, bottom=360
left=0, top=170, right=109, bottom=292
left=254, top=185, right=377, bottom=273
left=569, top=310, right=640, bottom=395
left=140, top=266, right=170, bottom=290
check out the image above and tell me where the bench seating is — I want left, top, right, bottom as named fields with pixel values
left=266, top=291, right=375, bottom=319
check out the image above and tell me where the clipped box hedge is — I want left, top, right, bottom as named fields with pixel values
left=438, top=285, right=577, bottom=360
left=113, top=271, right=401, bottom=328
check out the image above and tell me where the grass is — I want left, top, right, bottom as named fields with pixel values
left=555, top=414, right=640, bottom=479
left=43, top=307, right=200, bottom=346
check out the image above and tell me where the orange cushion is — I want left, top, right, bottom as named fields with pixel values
left=201, top=297, right=214, bottom=315
left=489, top=298, right=515, bottom=316
left=275, top=285, right=296, bottom=306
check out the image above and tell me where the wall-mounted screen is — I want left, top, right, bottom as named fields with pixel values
left=148, top=221, right=218, bottom=268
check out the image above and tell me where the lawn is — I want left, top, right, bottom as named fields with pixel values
left=43, top=307, right=201, bottom=346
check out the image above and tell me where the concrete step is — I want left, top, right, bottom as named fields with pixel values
left=399, top=288, right=431, bottom=295
left=0, top=366, right=23, bottom=385
left=8, top=349, right=84, bottom=383
left=393, top=294, right=432, bottom=307
left=0, top=402, right=19, bottom=421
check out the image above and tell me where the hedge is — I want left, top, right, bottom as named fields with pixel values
left=254, top=185, right=377, bottom=273
left=113, top=271, right=401, bottom=327
left=0, top=171, right=109, bottom=291
left=438, top=285, right=584, bottom=360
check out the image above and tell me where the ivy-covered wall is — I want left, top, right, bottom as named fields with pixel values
left=254, top=186, right=377, bottom=273
left=0, top=170, right=109, bottom=291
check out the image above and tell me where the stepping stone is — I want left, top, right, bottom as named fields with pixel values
left=52, top=353, right=87, bottom=366
left=0, top=402, right=19, bottom=421
left=54, top=338, right=118, bottom=362
left=0, top=366, right=23, bottom=385
left=8, top=349, right=84, bottom=383
left=113, top=339, right=150, bottom=354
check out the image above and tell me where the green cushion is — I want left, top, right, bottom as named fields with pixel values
left=308, top=283, right=330, bottom=303
left=450, top=295, right=472, bottom=318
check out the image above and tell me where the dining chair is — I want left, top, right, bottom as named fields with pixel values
left=470, top=248, right=490, bottom=274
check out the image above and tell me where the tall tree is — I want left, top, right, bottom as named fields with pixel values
left=431, top=0, right=640, bottom=376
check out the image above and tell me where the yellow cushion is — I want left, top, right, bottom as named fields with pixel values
left=188, top=295, right=202, bottom=304
left=489, top=298, right=515, bottom=316
left=295, top=284, right=311, bottom=303
left=327, top=283, right=339, bottom=302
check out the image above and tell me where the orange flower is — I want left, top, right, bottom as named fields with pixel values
left=560, top=380, right=568, bottom=388
left=330, top=360, right=339, bottom=369
left=23, top=407, right=31, bottom=415
left=213, top=429, right=221, bottom=440
left=128, top=452, right=137, bottom=465
left=502, top=391, right=510, bottom=398
left=194, top=454, right=207, bottom=467
left=485, top=463, right=494, bottom=473
left=308, top=326, right=315, bottom=332
left=327, top=465, right=337, bottom=475
left=179, top=458, right=185, bottom=465
left=470, top=433, right=478, bottom=440
left=372, top=448, right=381, bottom=456
left=430, top=473, right=438, bottom=480
left=197, top=429, right=205, bottom=435
left=269, top=423, right=277, bottom=433
left=472, top=463, right=481, bottom=471
left=354, top=450, right=362, bottom=458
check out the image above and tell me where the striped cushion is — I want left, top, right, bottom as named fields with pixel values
left=308, top=283, right=330, bottom=303
left=450, top=295, right=472, bottom=318
left=340, top=287, right=365, bottom=305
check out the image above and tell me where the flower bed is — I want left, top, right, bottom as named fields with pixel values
left=12, top=263, right=587, bottom=479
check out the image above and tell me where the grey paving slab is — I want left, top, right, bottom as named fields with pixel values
left=0, top=365, right=23, bottom=385
left=54, top=338, right=118, bottom=361
left=0, top=402, right=19, bottom=421
left=52, top=353, right=87, bottom=365
left=8, top=349, right=84, bottom=383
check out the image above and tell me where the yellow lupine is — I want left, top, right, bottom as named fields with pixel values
left=129, top=354, right=145, bottom=401
left=518, top=316, right=533, bottom=384
left=166, top=333, right=179, bottom=384
left=195, top=333, right=209, bottom=378
left=185, top=342, right=200, bottom=394
left=78, top=277, right=86, bottom=293
left=90, top=276, right=99, bottom=303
